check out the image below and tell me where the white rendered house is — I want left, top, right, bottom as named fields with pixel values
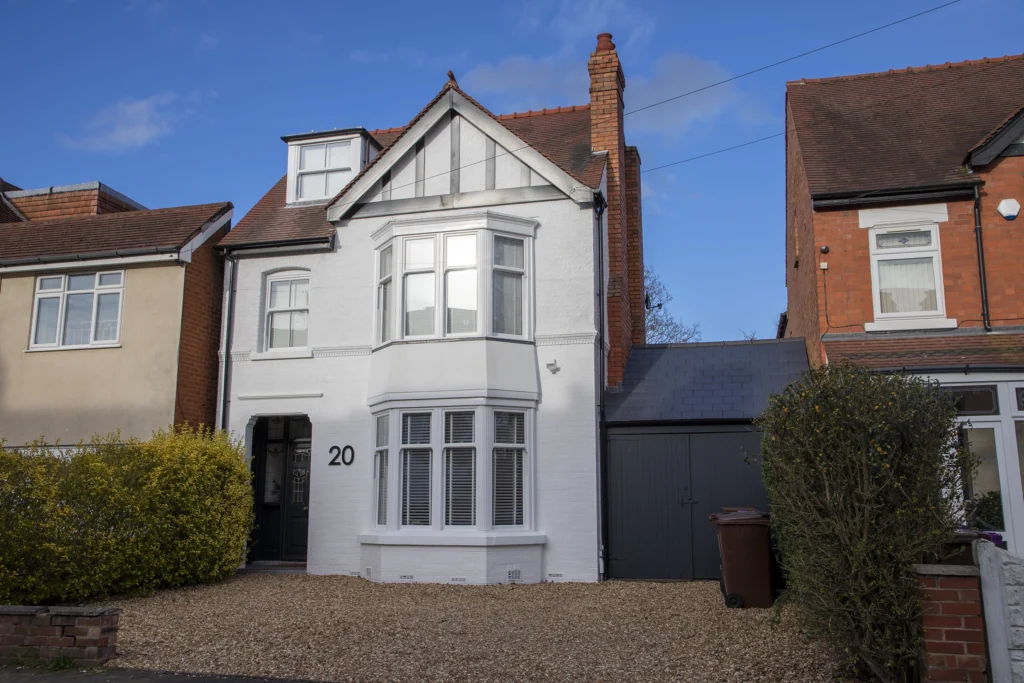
left=216, top=34, right=645, bottom=583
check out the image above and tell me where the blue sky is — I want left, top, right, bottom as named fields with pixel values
left=2, top=0, right=1020, bottom=340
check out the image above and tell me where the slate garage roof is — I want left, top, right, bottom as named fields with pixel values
left=605, top=339, right=809, bottom=423
left=787, top=54, right=1024, bottom=199
left=0, top=202, right=233, bottom=267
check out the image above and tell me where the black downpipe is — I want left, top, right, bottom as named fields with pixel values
left=593, top=191, right=609, bottom=581
left=973, top=186, right=992, bottom=332
left=219, top=254, right=238, bottom=430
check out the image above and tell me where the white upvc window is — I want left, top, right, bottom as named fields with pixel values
left=30, top=271, right=125, bottom=349
left=266, top=276, right=309, bottom=349
left=493, top=411, right=525, bottom=527
left=371, top=406, right=532, bottom=533
left=867, top=224, right=948, bottom=323
left=295, top=140, right=353, bottom=202
left=374, top=227, right=530, bottom=345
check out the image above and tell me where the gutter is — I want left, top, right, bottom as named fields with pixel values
left=219, top=235, right=334, bottom=254
left=812, top=184, right=978, bottom=209
left=873, top=365, right=1024, bottom=375
left=0, top=247, right=181, bottom=272
left=973, top=186, right=992, bottom=331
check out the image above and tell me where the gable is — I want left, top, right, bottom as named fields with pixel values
left=969, top=105, right=1024, bottom=167
left=326, top=85, right=596, bottom=221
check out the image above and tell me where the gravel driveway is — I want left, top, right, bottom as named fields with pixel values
left=99, top=574, right=839, bottom=682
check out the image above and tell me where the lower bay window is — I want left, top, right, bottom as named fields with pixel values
left=372, top=406, right=531, bottom=532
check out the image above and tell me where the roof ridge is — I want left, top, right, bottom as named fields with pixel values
left=495, top=104, right=590, bottom=120
left=16, top=201, right=232, bottom=226
left=788, top=53, right=1024, bottom=86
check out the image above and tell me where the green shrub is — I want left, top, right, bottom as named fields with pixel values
left=756, top=363, right=973, bottom=683
left=0, top=426, right=252, bottom=605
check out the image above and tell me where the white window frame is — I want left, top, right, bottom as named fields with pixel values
left=373, top=224, right=533, bottom=347
left=492, top=410, right=527, bottom=528
left=369, top=405, right=534, bottom=534
left=865, top=223, right=955, bottom=331
left=377, top=246, right=393, bottom=344
left=29, top=270, right=125, bottom=350
left=264, top=274, right=311, bottom=351
left=293, top=140, right=353, bottom=203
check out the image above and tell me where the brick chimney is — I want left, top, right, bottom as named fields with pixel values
left=5, top=182, right=142, bottom=220
left=589, top=32, right=639, bottom=387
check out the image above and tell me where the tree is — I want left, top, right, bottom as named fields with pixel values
left=757, top=363, right=975, bottom=682
left=644, top=266, right=701, bottom=344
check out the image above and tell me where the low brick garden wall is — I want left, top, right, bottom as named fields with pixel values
left=0, top=605, right=121, bottom=665
left=916, top=564, right=987, bottom=683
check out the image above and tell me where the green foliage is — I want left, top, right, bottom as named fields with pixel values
left=756, top=363, right=974, bottom=683
left=0, top=426, right=253, bottom=605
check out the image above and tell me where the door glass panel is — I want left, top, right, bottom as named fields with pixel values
left=264, top=444, right=284, bottom=504
left=964, top=427, right=1005, bottom=531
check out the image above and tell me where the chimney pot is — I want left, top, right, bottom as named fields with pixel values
left=595, top=33, right=615, bottom=52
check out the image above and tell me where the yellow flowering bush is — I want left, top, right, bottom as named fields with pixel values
left=757, top=363, right=974, bottom=683
left=0, top=426, right=252, bottom=605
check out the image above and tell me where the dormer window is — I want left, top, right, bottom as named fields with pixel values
left=284, top=132, right=369, bottom=204
left=297, top=141, right=352, bottom=201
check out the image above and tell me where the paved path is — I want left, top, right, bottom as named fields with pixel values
left=0, top=669, right=305, bottom=683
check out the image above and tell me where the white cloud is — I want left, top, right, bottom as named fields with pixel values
left=59, top=93, right=183, bottom=153
left=463, top=55, right=589, bottom=111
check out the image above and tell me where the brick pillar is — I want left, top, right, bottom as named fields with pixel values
left=589, top=32, right=631, bottom=386
left=917, top=566, right=987, bottom=682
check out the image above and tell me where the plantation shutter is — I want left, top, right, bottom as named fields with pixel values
left=401, top=413, right=431, bottom=526
left=444, top=412, right=476, bottom=526
left=493, top=412, right=525, bottom=526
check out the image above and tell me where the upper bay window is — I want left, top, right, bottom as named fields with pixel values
left=373, top=218, right=533, bottom=345
left=30, top=271, right=124, bottom=350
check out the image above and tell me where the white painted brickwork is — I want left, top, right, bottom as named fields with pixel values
left=977, top=540, right=1024, bottom=681
left=225, top=196, right=603, bottom=584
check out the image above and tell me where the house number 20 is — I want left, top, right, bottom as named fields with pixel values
left=328, top=446, right=354, bottom=466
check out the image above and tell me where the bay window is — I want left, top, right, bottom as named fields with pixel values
left=372, top=406, right=532, bottom=533
left=374, top=222, right=531, bottom=344
left=266, top=276, right=309, bottom=349
left=31, top=271, right=124, bottom=349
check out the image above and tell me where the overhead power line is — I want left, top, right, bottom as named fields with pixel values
left=624, top=0, right=964, bottom=116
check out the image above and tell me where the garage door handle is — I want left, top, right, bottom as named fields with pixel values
left=681, top=498, right=699, bottom=506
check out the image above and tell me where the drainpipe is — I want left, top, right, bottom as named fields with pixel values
left=973, top=186, right=992, bottom=332
left=593, top=190, right=608, bottom=581
left=218, top=253, right=238, bottom=430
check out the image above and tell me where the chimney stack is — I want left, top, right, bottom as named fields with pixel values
left=589, top=33, right=634, bottom=386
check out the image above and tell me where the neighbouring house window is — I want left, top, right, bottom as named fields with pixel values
left=403, top=237, right=435, bottom=337
left=444, top=411, right=476, bottom=526
left=371, top=406, right=531, bottom=532
left=445, top=234, right=477, bottom=334
left=296, top=140, right=353, bottom=201
left=374, top=414, right=389, bottom=526
left=493, top=236, right=524, bottom=336
left=31, top=271, right=124, bottom=349
left=266, top=277, right=309, bottom=349
left=869, top=226, right=945, bottom=320
left=377, top=246, right=393, bottom=344
left=949, top=386, right=999, bottom=416
left=375, top=229, right=529, bottom=344
left=493, top=411, right=525, bottom=526
left=401, top=413, right=432, bottom=526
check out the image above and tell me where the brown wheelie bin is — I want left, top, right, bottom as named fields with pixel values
left=709, top=509, right=773, bottom=608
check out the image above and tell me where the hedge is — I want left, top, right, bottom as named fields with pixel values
left=757, top=363, right=974, bottom=683
left=0, top=426, right=253, bottom=605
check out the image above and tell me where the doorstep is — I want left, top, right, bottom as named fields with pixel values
left=238, top=561, right=307, bottom=575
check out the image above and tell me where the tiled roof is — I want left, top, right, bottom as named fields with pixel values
left=604, top=339, right=809, bottom=423
left=788, top=54, right=1024, bottom=198
left=218, top=175, right=334, bottom=248
left=223, top=82, right=605, bottom=248
left=824, top=331, right=1024, bottom=369
left=0, top=202, right=232, bottom=266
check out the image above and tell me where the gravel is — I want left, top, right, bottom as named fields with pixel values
left=100, top=575, right=840, bottom=682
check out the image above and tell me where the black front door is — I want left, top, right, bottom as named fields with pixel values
left=251, top=416, right=312, bottom=562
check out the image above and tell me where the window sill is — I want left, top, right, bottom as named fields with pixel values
left=25, top=344, right=121, bottom=353
left=250, top=348, right=314, bottom=361
left=358, top=531, right=546, bottom=547
left=864, top=318, right=957, bottom=332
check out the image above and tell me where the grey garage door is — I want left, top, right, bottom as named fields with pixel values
left=605, top=426, right=768, bottom=580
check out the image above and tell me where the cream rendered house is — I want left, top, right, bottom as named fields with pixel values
left=217, top=34, right=646, bottom=582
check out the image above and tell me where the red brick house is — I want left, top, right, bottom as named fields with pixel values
left=781, top=55, right=1024, bottom=554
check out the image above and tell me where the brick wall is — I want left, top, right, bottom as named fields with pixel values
left=918, top=568, right=987, bottom=682
left=0, top=606, right=120, bottom=665
left=625, top=146, right=645, bottom=346
left=786, top=147, right=1024, bottom=368
left=10, top=188, right=139, bottom=220
left=173, top=226, right=227, bottom=428
left=589, top=33, right=635, bottom=386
